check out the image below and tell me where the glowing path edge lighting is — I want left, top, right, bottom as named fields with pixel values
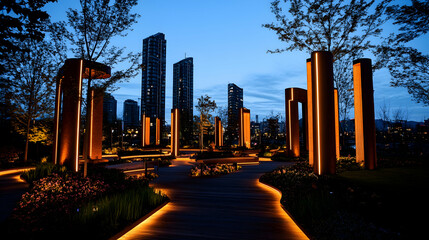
left=257, top=180, right=310, bottom=240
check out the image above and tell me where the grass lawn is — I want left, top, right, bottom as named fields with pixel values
left=338, top=166, right=429, bottom=239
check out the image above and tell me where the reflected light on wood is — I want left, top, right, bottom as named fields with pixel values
left=257, top=180, right=309, bottom=240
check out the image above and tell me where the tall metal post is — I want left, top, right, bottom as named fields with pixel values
left=311, top=51, right=336, bottom=175
left=353, top=58, right=377, bottom=169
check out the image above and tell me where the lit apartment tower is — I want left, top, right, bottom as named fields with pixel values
left=227, top=83, right=243, bottom=143
left=173, top=57, right=193, bottom=142
left=103, top=93, right=117, bottom=124
left=123, top=99, right=139, bottom=128
left=141, top=33, right=166, bottom=127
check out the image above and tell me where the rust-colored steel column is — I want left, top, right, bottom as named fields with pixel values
left=156, top=118, right=161, bottom=146
left=215, top=117, right=223, bottom=147
left=311, top=51, right=336, bottom=175
left=285, top=89, right=299, bottom=157
left=353, top=58, right=377, bottom=170
left=285, top=88, right=307, bottom=157
left=334, top=88, right=340, bottom=159
left=141, top=113, right=146, bottom=147
left=171, top=109, right=180, bottom=157
left=90, top=88, right=104, bottom=160
left=306, top=59, right=314, bottom=166
left=54, top=59, right=110, bottom=171
left=58, top=59, right=84, bottom=172
left=141, top=114, right=151, bottom=147
left=53, top=75, right=63, bottom=165
left=145, top=117, right=151, bottom=146
left=239, top=108, right=251, bottom=148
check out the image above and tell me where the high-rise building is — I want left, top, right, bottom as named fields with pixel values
left=227, top=83, right=243, bottom=143
left=103, top=93, right=117, bottom=124
left=141, top=33, right=166, bottom=124
left=173, top=57, right=194, bottom=141
left=123, top=99, right=139, bottom=128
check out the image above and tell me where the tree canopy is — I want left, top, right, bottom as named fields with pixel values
left=375, top=0, right=429, bottom=105
left=52, top=0, right=141, bottom=90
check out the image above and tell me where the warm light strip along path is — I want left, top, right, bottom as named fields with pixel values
left=118, top=159, right=309, bottom=240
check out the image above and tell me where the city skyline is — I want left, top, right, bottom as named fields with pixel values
left=44, top=0, right=429, bottom=124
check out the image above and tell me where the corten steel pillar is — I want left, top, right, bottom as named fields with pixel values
left=306, top=58, right=314, bottom=165
left=285, top=88, right=307, bottom=157
left=215, top=117, right=223, bottom=147
left=239, top=108, right=251, bottom=148
left=171, top=109, right=180, bottom=157
left=53, top=59, right=111, bottom=172
left=156, top=118, right=161, bottom=146
left=83, top=88, right=104, bottom=160
left=141, top=114, right=151, bottom=147
left=311, top=51, right=336, bottom=175
left=53, top=75, right=63, bottom=165
left=54, top=59, right=84, bottom=172
left=145, top=117, right=151, bottom=146
left=353, top=58, right=377, bottom=170
left=334, top=89, right=340, bottom=159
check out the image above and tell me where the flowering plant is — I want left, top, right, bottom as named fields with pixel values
left=190, top=163, right=241, bottom=177
left=13, top=173, right=109, bottom=227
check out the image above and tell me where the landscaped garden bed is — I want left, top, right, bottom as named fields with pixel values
left=1, top=163, right=168, bottom=239
left=260, top=157, right=427, bottom=239
left=190, top=163, right=241, bottom=177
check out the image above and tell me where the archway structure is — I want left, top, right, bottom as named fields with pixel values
left=53, top=58, right=111, bottom=172
left=285, top=88, right=308, bottom=158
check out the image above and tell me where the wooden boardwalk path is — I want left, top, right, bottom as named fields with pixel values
left=119, top=159, right=309, bottom=240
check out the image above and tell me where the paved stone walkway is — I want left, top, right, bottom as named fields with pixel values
left=119, top=160, right=309, bottom=240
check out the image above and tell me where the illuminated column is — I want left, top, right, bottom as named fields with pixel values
left=156, top=118, right=161, bottom=146
left=334, top=89, right=340, bottom=159
left=90, top=88, right=104, bottom=160
left=239, top=108, right=251, bottom=148
left=285, top=88, right=299, bottom=157
left=171, top=109, right=180, bottom=157
left=53, top=75, right=63, bottom=165
left=311, top=51, right=336, bottom=175
left=285, top=88, right=307, bottom=157
left=83, top=88, right=104, bottom=161
left=306, top=59, right=314, bottom=165
left=353, top=58, right=377, bottom=170
left=215, top=117, right=223, bottom=147
left=141, top=114, right=151, bottom=147
left=53, top=59, right=111, bottom=171
left=57, top=59, right=84, bottom=172
left=145, top=117, right=151, bottom=146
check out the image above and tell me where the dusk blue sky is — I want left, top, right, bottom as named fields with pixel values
left=45, top=0, right=429, bottom=124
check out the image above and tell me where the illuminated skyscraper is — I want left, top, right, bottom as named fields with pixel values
left=173, top=57, right=193, bottom=141
left=141, top=33, right=166, bottom=124
left=227, top=83, right=243, bottom=143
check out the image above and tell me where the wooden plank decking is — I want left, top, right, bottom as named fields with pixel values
left=118, top=159, right=309, bottom=240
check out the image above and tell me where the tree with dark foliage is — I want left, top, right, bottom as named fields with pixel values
left=264, top=0, right=392, bottom=120
left=375, top=0, right=429, bottom=106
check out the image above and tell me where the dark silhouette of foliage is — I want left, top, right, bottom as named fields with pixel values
left=375, top=0, right=429, bottom=105
left=264, top=0, right=392, bottom=121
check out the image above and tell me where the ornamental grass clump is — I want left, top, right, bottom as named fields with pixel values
left=190, top=163, right=241, bottom=177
